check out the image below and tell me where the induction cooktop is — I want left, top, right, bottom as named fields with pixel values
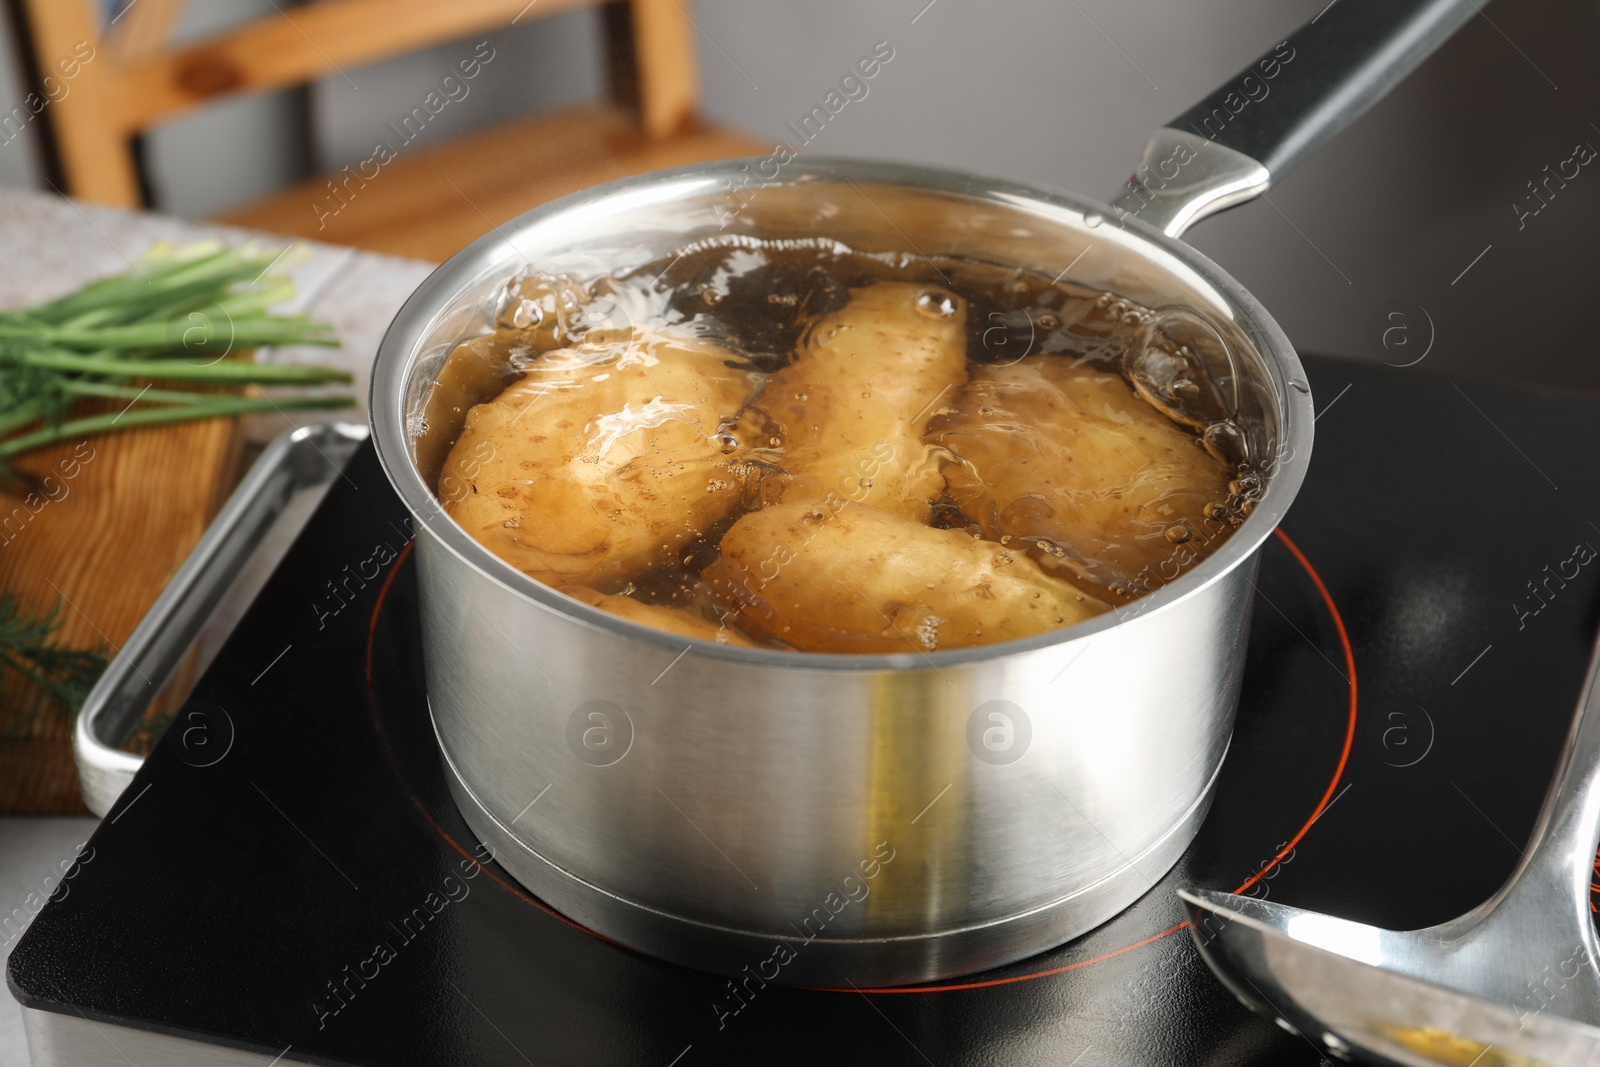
left=9, top=354, right=1600, bottom=1066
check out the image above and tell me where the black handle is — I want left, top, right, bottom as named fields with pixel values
left=1169, top=0, right=1481, bottom=180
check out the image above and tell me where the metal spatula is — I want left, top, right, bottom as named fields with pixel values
left=1180, top=633, right=1600, bottom=1066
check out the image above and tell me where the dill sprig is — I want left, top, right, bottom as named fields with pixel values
left=0, top=595, right=106, bottom=726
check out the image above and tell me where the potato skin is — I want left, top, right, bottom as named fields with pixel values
left=704, top=501, right=1108, bottom=654
left=561, top=586, right=758, bottom=646
left=741, top=281, right=968, bottom=520
left=926, top=356, right=1232, bottom=599
left=440, top=330, right=754, bottom=588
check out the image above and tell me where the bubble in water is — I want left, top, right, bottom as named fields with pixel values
left=1036, top=313, right=1060, bottom=331
left=1164, top=524, right=1191, bottom=544
left=1202, top=420, right=1247, bottom=464
left=1083, top=213, right=1104, bottom=228
left=1126, top=308, right=1238, bottom=431
left=1229, top=473, right=1262, bottom=496
left=794, top=392, right=809, bottom=401
left=512, top=298, right=542, bottom=329
left=915, top=290, right=958, bottom=319
left=702, top=287, right=723, bottom=306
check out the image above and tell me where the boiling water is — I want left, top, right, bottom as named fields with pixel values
left=420, top=237, right=1263, bottom=652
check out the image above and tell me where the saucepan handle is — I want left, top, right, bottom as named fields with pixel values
left=1110, top=0, right=1482, bottom=237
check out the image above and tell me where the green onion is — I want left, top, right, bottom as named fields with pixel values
left=0, top=241, right=353, bottom=480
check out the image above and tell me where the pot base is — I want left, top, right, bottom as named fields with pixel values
left=436, top=732, right=1228, bottom=988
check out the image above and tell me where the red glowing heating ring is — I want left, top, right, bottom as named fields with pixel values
left=1593, top=850, right=1600, bottom=913
left=366, top=526, right=1359, bottom=991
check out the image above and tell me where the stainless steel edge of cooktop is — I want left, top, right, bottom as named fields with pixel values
left=22, top=1006, right=312, bottom=1067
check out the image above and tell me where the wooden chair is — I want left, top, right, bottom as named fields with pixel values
left=14, top=0, right=767, bottom=260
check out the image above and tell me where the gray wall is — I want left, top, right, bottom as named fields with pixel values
left=1, top=0, right=1596, bottom=393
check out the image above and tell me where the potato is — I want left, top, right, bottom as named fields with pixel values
left=741, top=281, right=968, bottom=520
left=704, top=501, right=1108, bottom=654
left=440, top=329, right=754, bottom=588
left=926, top=356, right=1232, bottom=599
left=561, top=587, right=757, bottom=647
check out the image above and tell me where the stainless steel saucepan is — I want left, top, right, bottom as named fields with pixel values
left=370, top=0, right=1480, bottom=986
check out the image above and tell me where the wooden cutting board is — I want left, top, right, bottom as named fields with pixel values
left=0, top=413, right=244, bottom=813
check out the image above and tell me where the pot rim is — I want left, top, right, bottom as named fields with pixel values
left=370, top=156, right=1314, bottom=672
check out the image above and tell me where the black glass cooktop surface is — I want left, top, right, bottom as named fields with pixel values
left=10, top=354, right=1600, bottom=1066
